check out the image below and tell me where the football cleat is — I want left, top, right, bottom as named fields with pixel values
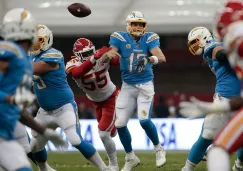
left=121, top=154, right=140, bottom=171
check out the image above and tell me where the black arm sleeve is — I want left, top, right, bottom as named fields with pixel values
left=215, top=49, right=227, bottom=61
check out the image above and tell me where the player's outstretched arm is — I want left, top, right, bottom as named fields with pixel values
left=20, top=108, right=67, bottom=148
left=179, top=96, right=243, bottom=118
left=150, top=47, right=166, bottom=63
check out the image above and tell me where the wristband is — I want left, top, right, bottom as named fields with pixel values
left=90, top=56, right=96, bottom=64
left=150, top=56, right=159, bottom=65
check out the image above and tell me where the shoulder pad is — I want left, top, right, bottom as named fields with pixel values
left=146, top=33, right=160, bottom=44
left=41, top=48, right=63, bottom=58
left=65, top=57, right=81, bottom=73
left=0, top=41, right=23, bottom=58
left=111, top=32, right=126, bottom=42
left=204, top=41, right=223, bottom=54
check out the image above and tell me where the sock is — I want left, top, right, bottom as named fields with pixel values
left=187, top=134, right=212, bottom=165
left=99, top=130, right=118, bottom=166
left=154, top=144, right=162, bottom=151
left=27, top=152, right=37, bottom=165
left=184, top=160, right=196, bottom=171
left=207, top=147, right=230, bottom=171
left=117, top=126, right=133, bottom=153
left=126, top=151, right=135, bottom=159
left=34, top=148, right=47, bottom=163
left=74, top=140, right=96, bottom=159
left=89, top=152, right=107, bottom=170
left=16, top=168, right=32, bottom=171
left=139, top=119, right=159, bottom=145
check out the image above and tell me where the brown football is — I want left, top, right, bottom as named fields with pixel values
left=67, top=3, right=91, bottom=18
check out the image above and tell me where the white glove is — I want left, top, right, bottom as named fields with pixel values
left=179, top=97, right=231, bottom=118
left=43, top=128, right=68, bottom=150
left=10, top=85, right=35, bottom=110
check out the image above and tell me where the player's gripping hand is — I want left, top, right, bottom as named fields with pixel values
left=179, top=97, right=230, bottom=118
left=104, top=48, right=120, bottom=60
left=43, top=128, right=68, bottom=150
left=94, top=46, right=112, bottom=59
left=10, top=74, right=35, bottom=110
left=10, top=85, right=35, bottom=110
left=136, top=57, right=149, bottom=72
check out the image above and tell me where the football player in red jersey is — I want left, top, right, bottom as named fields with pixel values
left=66, top=38, right=120, bottom=171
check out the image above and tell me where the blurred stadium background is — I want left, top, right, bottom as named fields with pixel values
left=1, top=0, right=236, bottom=170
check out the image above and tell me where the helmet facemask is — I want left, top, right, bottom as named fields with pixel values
left=188, top=27, right=212, bottom=55
left=31, top=25, right=53, bottom=56
left=126, top=21, right=147, bottom=37
left=74, top=47, right=95, bottom=63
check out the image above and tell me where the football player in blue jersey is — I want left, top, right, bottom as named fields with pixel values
left=0, top=8, right=66, bottom=171
left=30, top=24, right=112, bottom=171
left=106, top=11, right=167, bottom=171
left=180, top=26, right=242, bottom=171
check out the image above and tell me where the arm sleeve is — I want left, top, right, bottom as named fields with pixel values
left=146, top=33, right=160, bottom=51
left=109, top=56, right=120, bottom=66
left=71, top=58, right=95, bottom=78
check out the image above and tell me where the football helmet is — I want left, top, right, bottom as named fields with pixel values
left=213, top=1, right=243, bottom=41
left=73, top=38, right=95, bottom=62
left=31, top=24, right=53, bottom=55
left=126, top=11, right=147, bottom=37
left=1, top=8, right=37, bottom=43
left=188, top=27, right=213, bottom=55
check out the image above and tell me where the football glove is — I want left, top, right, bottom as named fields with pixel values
left=179, top=97, right=230, bottom=118
left=136, top=57, right=149, bottom=72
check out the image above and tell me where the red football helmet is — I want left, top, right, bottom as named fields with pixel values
left=73, top=38, right=95, bottom=62
left=214, top=1, right=243, bottom=41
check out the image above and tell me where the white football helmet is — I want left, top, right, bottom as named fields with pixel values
left=188, top=27, right=213, bottom=55
left=31, top=24, right=53, bottom=55
left=1, top=8, right=37, bottom=43
left=126, top=11, right=147, bottom=37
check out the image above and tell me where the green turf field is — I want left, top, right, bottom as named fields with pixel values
left=32, top=151, right=237, bottom=171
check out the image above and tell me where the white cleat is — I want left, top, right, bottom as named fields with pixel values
left=108, top=165, right=119, bottom=171
left=181, top=166, right=193, bottom=171
left=38, top=163, right=56, bottom=171
left=121, top=155, right=140, bottom=171
left=102, top=167, right=112, bottom=171
left=155, top=146, right=166, bottom=167
left=233, top=161, right=243, bottom=171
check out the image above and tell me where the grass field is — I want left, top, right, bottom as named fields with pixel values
left=31, top=151, right=237, bottom=171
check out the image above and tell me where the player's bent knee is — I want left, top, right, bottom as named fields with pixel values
left=202, top=128, right=217, bottom=140
left=115, top=119, right=127, bottom=128
left=64, top=125, right=82, bottom=146
left=98, top=130, right=110, bottom=140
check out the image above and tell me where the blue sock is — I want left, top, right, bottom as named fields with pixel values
left=34, top=148, right=47, bottom=162
left=188, top=134, right=212, bottom=164
left=117, top=126, right=132, bottom=153
left=16, top=168, right=32, bottom=171
left=237, top=148, right=243, bottom=162
left=140, top=119, right=159, bottom=145
left=27, top=152, right=37, bottom=165
left=74, top=140, right=96, bottom=159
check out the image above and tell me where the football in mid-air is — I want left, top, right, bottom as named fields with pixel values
left=67, top=3, right=91, bottom=18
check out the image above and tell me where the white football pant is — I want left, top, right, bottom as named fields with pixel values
left=115, top=81, right=154, bottom=128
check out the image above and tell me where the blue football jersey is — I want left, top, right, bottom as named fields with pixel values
left=109, top=31, right=160, bottom=84
left=32, top=48, right=74, bottom=111
left=0, top=41, right=33, bottom=140
left=203, top=40, right=241, bottom=98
